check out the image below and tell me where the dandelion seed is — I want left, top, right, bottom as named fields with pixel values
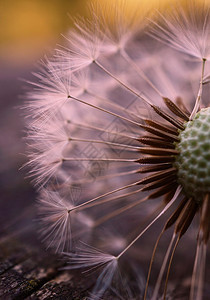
left=64, top=244, right=118, bottom=299
left=25, top=1, right=210, bottom=299
left=37, top=190, right=73, bottom=252
left=151, top=1, right=210, bottom=60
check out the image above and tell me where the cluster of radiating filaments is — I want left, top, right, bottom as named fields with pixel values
left=25, top=2, right=210, bottom=299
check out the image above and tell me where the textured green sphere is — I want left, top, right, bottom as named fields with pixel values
left=174, top=107, right=210, bottom=202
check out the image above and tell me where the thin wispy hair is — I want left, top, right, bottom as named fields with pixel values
left=150, top=1, right=210, bottom=60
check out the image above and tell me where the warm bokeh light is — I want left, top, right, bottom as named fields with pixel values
left=0, top=0, right=209, bottom=64
left=0, top=0, right=87, bottom=64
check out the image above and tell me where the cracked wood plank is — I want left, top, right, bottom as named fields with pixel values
left=0, top=236, right=89, bottom=300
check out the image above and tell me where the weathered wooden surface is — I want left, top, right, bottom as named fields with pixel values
left=0, top=235, right=89, bottom=300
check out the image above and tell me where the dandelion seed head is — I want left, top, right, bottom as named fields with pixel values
left=37, top=190, right=74, bottom=252
left=24, top=1, right=210, bottom=299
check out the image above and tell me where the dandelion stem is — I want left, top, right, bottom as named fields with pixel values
left=190, top=241, right=202, bottom=300
left=116, top=186, right=182, bottom=260
left=151, top=233, right=177, bottom=300
left=69, top=180, right=142, bottom=212
left=87, top=90, right=143, bottom=121
left=190, top=194, right=208, bottom=300
left=62, top=157, right=136, bottom=162
left=67, top=168, right=138, bottom=187
left=67, top=120, right=138, bottom=140
left=144, top=229, right=165, bottom=300
left=196, top=243, right=207, bottom=300
left=163, top=236, right=180, bottom=300
left=94, top=60, right=152, bottom=105
left=69, top=95, right=141, bottom=127
left=94, top=195, right=149, bottom=227
left=190, top=58, right=206, bottom=120
left=69, top=137, right=140, bottom=150
left=190, top=241, right=207, bottom=300
left=89, top=187, right=144, bottom=212
left=120, top=49, right=163, bottom=97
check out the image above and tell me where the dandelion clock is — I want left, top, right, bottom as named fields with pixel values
left=25, top=1, right=210, bottom=299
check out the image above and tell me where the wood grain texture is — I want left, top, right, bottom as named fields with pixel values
left=0, top=237, right=88, bottom=300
